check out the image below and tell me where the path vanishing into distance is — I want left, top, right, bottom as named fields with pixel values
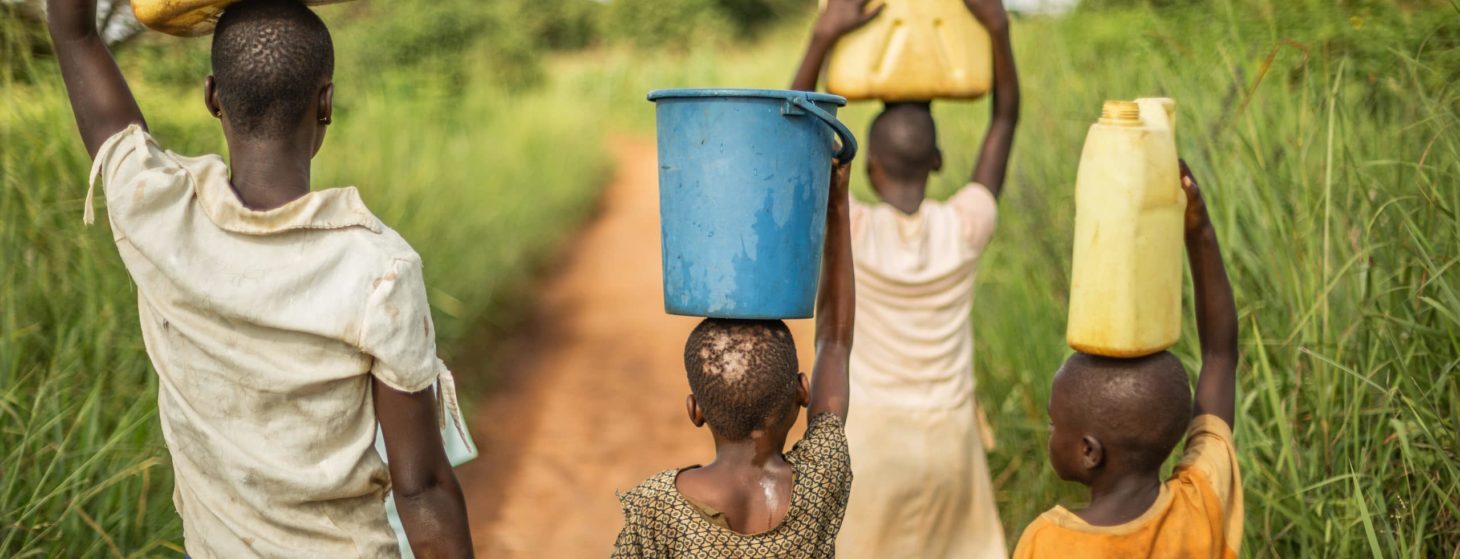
left=454, top=136, right=817, bottom=557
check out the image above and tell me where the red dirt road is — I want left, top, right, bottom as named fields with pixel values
left=455, top=137, right=816, bottom=558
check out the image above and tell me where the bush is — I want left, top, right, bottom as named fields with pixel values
left=510, top=0, right=606, bottom=51
left=602, top=0, right=814, bottom=48
left=0, top=3, right=49, bottom=83
left=345, top=0, right=542, bottom=89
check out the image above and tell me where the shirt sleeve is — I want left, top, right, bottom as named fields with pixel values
left=358, top=256, right=447, bottom=393
left=787, top=413, right=853, bottom=527
left=86, top=124, right=189, bottom=234
left=947, top=182, right=999, bottom=251
left=1010, top=516, right=1051, bottom=559
left=612, top=487, right=656, bottom=559
left=1176, top=414, right=1243, bottom=551
left=611, top=510, right=645, bottom=559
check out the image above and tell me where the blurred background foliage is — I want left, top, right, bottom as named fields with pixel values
left=6, top=0, right=1457, bottom=96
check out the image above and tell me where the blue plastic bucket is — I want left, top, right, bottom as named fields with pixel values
left=648, top=88, right=857, bottom=319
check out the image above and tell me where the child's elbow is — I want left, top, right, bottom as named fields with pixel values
left=394, top=468, right=452, bottom=501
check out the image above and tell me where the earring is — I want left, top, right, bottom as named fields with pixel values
left=212, top=109, right=222, bottom=117
left=319, top=116, right=332, bottom=125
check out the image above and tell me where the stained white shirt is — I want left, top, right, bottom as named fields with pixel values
left=847, top=184, right=998, bottom=409
left=88, top=125, right=465, bottom=558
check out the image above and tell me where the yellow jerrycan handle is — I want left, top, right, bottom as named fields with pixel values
left=132, top=0, right=351, bottom=37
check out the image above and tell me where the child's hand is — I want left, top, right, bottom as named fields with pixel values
left=1180, top=159, right=1210, bottom=236
left=830, top=159, right=852, bottom=199
left=814, top=0, right=884, bottom=41
left=962, top=0, right=1010, bottom=32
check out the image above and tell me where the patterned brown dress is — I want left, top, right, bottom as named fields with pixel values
left=612, top=413, right=853, bottom=558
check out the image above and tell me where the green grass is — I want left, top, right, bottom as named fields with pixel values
left=548, top=2, right=1460, bottom=555
left=0, top=19, right=608, bottom=556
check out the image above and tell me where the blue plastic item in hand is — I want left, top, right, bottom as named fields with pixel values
left=647, top=88, right=857, bottom=319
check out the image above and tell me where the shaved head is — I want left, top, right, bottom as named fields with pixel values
left=1051, top=351, right=1193, bottom=473
left=212, top=0, right=334, bottom=138
left=684, top=319, right=800, bottom=440
left=868, top=101, right=939, bottom=182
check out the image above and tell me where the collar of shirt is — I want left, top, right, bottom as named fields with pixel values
left=1043, top=483, right=1175, bottom=535
left=187, top=152, right=383, bottom=236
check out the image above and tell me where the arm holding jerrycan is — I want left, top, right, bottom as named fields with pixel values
left=963, top=0, right=1019, bottom=197
left=789, top=0, right=884, bottom=94
left=1181, top=160, right=1239, bottom=428
left=47, top=0, right=148, bottom=157
left=806, top=161, right=856, bottom=423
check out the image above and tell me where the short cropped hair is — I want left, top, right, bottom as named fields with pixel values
left=868, top=101, right=938, bottom=181
left=212, top=0, right=334, bottom=138
left=684, top=319, right=800, bottom=440
left=1056, top=352, right=1193, bottom=472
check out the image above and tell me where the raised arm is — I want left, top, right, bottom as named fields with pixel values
left=789, top=0, right=882, bottom=91
left=963, top=0, right=1019, bottom=197
left=1181, top=161, right=1238, bottom=427
left=806, top=162, right=855, bottom=422
left=47, top=0, right=147, bottom=158
left=374, top=381, right=474, bottom=558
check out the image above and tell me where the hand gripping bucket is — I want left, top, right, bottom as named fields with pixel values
left=647, top=88, right=858, bottom=319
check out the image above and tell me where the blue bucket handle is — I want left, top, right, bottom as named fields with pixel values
left=786, top=95, right=858, bottom=164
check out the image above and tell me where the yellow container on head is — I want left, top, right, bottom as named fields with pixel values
left=1066, top=97, right=1186, bottom=358
left=131, top=0, right=349, bottom=37
left=820, top=0, right=991, bottom=101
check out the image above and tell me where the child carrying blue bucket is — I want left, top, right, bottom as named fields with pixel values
left=612, top=89, right=858, bottom=557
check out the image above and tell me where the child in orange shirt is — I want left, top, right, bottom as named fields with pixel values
left=1014, top=161, right=1241, bottom=558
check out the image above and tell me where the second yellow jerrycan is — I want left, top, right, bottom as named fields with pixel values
left=131, top=0, right=349, bottom=37
left=1066, top=98, right=1186, bottom=358
left=821, top=0, right=992, bottom=101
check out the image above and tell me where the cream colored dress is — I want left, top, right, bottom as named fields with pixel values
left=836, top=184, right=1007, bottom=558
left=88, top=126, right=468, bottom=558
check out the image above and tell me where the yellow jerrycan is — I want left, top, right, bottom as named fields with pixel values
left=821, top=0, right=991, bottom=101
left=131, top=0, right=349, bottom=37
left=1066, top=98, right=1186, bottom=358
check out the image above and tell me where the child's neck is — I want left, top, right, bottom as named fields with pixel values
left=709, top=428, right=790, bottom=469
left=873, top=179, right=927, bottom=215
left=226, top=137, right=315, bottom=211
left=1077, top=469, right=1163, bottom=526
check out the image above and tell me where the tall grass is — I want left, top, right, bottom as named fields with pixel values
left=551, top=2, right=1460, bottom=555
left=1, top=16, right=608, bottom=556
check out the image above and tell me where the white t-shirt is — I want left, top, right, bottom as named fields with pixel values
left=847, top=184, right=998, bottom=409
left=88, top=125, right=465, bottom=558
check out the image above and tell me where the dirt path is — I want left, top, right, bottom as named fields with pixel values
left=455, top=136, right=816, bottom=558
